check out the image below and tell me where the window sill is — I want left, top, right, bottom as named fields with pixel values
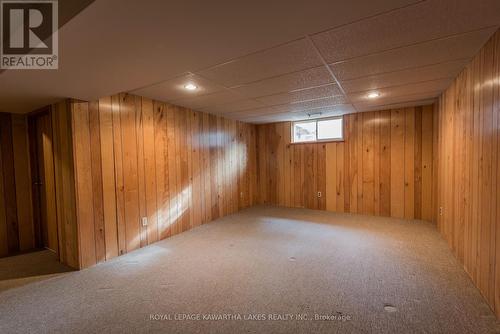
left=290, top=138, right=345, bottom=145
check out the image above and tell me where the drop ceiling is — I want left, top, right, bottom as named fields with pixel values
left=0, top=0, right=499, bottom=124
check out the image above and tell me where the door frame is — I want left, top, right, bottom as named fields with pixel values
left=27, top=107, right=60, bottom=257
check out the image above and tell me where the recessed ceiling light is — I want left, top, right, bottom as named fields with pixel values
left=184, top=83, right=198, bottom=91
left=367, top=92, right=380, bottom=99
left=384, top=304, right=397, bottom=313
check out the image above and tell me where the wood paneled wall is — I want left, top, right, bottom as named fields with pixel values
left=256, top=105, right=435, bottom=221
left=71, top=94, right=257, bottom=268
left=0, top=113, right=34, bottom=257
left=50, top=101, right=79, bottom=268
left=435, top=29, right=500, bottom=318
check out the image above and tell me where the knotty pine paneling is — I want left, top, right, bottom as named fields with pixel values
left=71, top=94, right=257, bottom=268
left=435, top=29, right=500, bottom=318
left=256, top=105, right=435, bottom=221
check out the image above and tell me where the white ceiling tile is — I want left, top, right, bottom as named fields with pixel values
left=233, top=66, right=333, bottom=98
left=170, top=89, right=245, bottom=110
left=3, top=0, right=418, bottom=113
left=341, top=59, right=469, bottom=93
left=347, top=78, right=452, bottom=103
left=353, top=91, right=442, bottom=110
left=229, top=96, right=351, bottom=119
left=288, top=97, right=350, bottom=112
left=230, top=103, right=355, bottom=119
left=130, top=73, right=225, bottom=102
left=312, top=0, right=500, bottom=63
left=241, top=105, right=356, bottom=123
left=255, top=84, right=344, bottom=106
left=330, top=27, right=496, bottom=80
left=294, top=104, right=356, bottom=117
left=227, top=104, right=291, bottom=118
left=196, top=38, right=324, bottom=87
left=354, top=98, right=437, bottom=112
left=200, top=99, right=266, bottom=114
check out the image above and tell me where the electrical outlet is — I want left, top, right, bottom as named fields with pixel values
left=141, top=217, right=148, bottom=227
left=317, top=191, right=322, bottom=198
left=439, top=207, right=443, bottom=216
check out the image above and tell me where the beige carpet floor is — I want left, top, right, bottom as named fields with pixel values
left=0, top=206, right=498, bottom=334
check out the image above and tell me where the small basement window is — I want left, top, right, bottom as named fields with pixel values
left=292, top=117, right=343, bottom=143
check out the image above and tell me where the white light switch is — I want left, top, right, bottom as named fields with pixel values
left=141, top=217, right=148, bottom=226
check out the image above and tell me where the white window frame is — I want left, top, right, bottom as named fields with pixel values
left=291, top=116, right=344, bottom=143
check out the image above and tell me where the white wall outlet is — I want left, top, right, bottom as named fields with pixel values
left=141, top=217, right=148, bottom=227
left=317, top=191, right=322, bottom=198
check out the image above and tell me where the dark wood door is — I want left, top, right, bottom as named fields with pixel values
left=29, top=111, right=59, bottom=254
